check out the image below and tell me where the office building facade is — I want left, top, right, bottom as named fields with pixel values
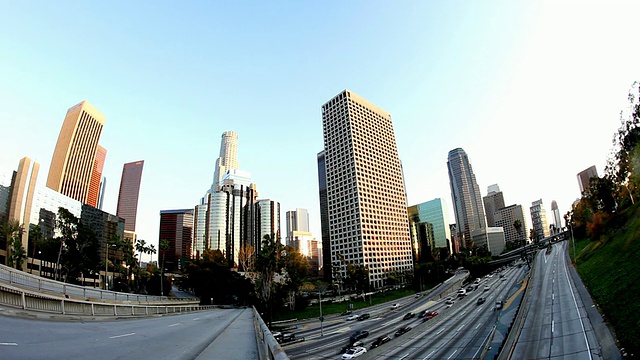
left=159, top=209, right=194, bottom=271
left=494, top=204, right=529, bottom=246
left=550, top=200, right=562, bottom=231
left=317, top=150, right=331, bottom=281
left=471, top=227, right=506, bottom=256
left=116, top=160, right=144, bottom=233
left=285, top=208, right=310, bottom=246
left=483, top=184, right=505, bottom=228
left=530, top=199, right=550, bottom=241
left=447, top=148, right=486, bottom=249
left=212, top=131, right=239, bottom=191
left=321, top=89, right=413, bottom=289
left=407, top=198, right=453, bottom=257
left=47, top=101, right=106, bottom=205
left=577, top=165, right=598, bottom=194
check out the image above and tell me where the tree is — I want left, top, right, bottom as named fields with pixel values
left=255, top=234, right=283, bottom=325
left=159, top=239, right=170, bottom=296
left=10, top=236, right=26, bottom=270
left=238, top=244, right=256, bottom=273
left=1, top=218, right=23, bottom=267
left=54, top=207, right=100, bottom=284
left=28, top=224, right=43, bottom=273
left=280, top=245, right=310, bottom=310
left=513, top=219, right=523, bottom=246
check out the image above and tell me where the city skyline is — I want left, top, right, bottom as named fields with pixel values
left=1, top=2, right=639, bottom=259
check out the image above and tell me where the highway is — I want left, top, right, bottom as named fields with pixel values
left=509, top=241, right=602, bottom=360
left=0, top=307, right=258, bottom=359
left=283, top=267, right=528, bottom=360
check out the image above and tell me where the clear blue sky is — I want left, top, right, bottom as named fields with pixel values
left=1, top=1, right=639, bottom=259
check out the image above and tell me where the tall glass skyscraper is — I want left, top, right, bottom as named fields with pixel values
left=321, top=89, right=412, bottom=289
left=407, top=198, right=452, bottom=257
left=447, top=148, right=486, bottom=249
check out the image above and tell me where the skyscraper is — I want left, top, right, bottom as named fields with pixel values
left=317, top=150, right=331, bottom=282
left=530, top=199, right=550, bottom=240
left=87, top=146, right=106, bottom=208
left=159, top=209, right=194, bottom=271
left=321, top=89, right=413, bottom=289
left=47, top=101, right=106, bottom=205
left=257, top=199, right=281, bottom=243
left=577, top=165, right=598, bottom=194
left=407, top=198, right=453, bottom=256
left=212, top=131, right=239, bottom=191
left=116, top=161, right=144, bottom=233
left=551, top=200, right=562, bottom=230
left=495, top=204, right=529, bottom=247
left=483, top=184, right=505, bottom=227
left=447, top=148, right=486, bottom=248
left=285, top=208, right=309, bottom=246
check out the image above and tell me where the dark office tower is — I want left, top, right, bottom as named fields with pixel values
left=321, top=90, right=413, bottom=289
left=47, top=101, right=106, bottom=204
left=116, top=161, right=144, bottom=232
left=317, top=150, right=331, bottom=282
left=577, top=165, right=598, bottom=194
left=159, top=209, right=194, bottom=271
left=483, top=184, right=505, bottom=227
left=447, top=148, right=486, bottom=248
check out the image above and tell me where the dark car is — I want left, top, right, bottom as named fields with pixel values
left=402, top=312, right=414, bottom=320
left=477, top=297, right=486, bottom=305
left=357, top=313, right=370, bottom=321
left=350, top=330, right=370, bottom=343
left=341, top=310, right=353, bottom=316
left=394, top=326, right=412, bottom=337
left=370, top=335, right=391, bottom=349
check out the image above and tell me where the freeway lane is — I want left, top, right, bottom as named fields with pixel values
left=0, top=307, right=257, bottom=360
left=283, top=271, right=469, bottom=359
left=365, top=263, right=528, bottom=359
left=510, top=241, right=601, bottom=360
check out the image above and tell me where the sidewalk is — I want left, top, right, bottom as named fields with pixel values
left=195, top=307, right=260, bottom=359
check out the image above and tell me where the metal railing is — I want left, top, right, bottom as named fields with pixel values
left=0, top=262, right=196, bottom=304
left=0, top=282, right=212, bottom=317
left=253, top=306, right=289, bottom=360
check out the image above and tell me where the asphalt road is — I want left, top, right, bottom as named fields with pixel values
left=0, top=307, right=258, bottom=360
left=510, top=241, right=601, bottom=360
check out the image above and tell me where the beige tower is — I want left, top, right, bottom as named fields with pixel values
left=322, top=90, right=413, bottom=289
left=47, top=101, right=106, bottom=204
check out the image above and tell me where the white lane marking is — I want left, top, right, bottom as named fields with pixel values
left=457, top=325, right=464, bottom=332
left=461, top=310, right=466, bottom=315
left=563, top=256, right=594, bottom=360
left=109, top=333, right=135, bottom=339
left=399, top=354, right=410, bottom=360
left=423, top=350, right=436, bottom=360
left=0, top=343, right=18, bottom=346
left=552, top=320, right=555, bottom=333
left=169, top=323, right=180, bottom=327
left=192, top=318, right=200, bottom=321
left=436, top=327, right=445, bottom=335
left=552, top=293, right=554, bottom=300
left=475, top=323, right=481, bottom=330
left=447, top=349, right=458, bottom=360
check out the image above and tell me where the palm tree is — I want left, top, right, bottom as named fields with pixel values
left=513, top=220, right=523, bottom=247
left=159, top=239, right=169, bottom=296
left=135, top=239, right=147, bottom=265
left=148, top=244, right=156, bottom=264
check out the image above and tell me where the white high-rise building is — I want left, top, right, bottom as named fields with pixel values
left=212, top=131, right=239, bottom=191
left=551, top=200, right=562, bottom=231
left=530, top=199, right=550, bottom=240
left=285, top=208, right=310, bottom=246
left=321, top=89, right=413, bottom=289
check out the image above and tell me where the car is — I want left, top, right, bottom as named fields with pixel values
left=445, top=299, right=454, bottom=305
left=466, top=285, right=475, bottom=292
left=402, top=312, right=414, bottom=320
left=340, top=340, right=364, bottom=354
left=457, top=289, right=466, bottom=297
left=394, top=326, right=412, bottom=337
left=390, top=303, right=400, bottom=309
left=483, top=285, right=491, bottom=292
left=357, top=313, right=370, bottom=321
left=415, top=292, right=422, bottom=298
left=370, top=335, right=391, bottom=349
left=477, top=297, right=486, bottom=305
left=346, top=314, right=360, bottom=321
left=495, top=300, right=504, bottom=310
left=341, top=346, right=367, bottom=359
left=350, top=330, right=370, bottom=343
left=423, top=310, right=439, bottom=319
left=341, top=310, right=353, bottom=316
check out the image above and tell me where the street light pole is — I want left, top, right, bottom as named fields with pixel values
left=104, top=241, right=108, bottom=290
left=570, top=226, right=576, bottom=260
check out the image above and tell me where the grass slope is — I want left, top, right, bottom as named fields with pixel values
left=572, top=204, right=640, bottom=355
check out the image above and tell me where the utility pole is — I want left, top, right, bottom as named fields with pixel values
left=319, top=291, right=324, bottom=337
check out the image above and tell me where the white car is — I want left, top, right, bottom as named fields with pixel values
left=346, top=314, right=360, bottom=321
left=390, top=303, right=400, bottom=309
left=342, top=346, right=367, bottom=359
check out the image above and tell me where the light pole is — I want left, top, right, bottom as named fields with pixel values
left=104, top=241, right=109, bottom=290
left=319, top=291, right=324, bottom=336
left=38, top=251, right=41, bottom=277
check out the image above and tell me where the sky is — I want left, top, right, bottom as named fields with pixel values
left=1, top=1, right=639, bottom=261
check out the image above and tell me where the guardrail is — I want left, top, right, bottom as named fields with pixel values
left=0, top=263, right=195, bottom=304
left=0, top=282, right=212, bottom=317
left=253, top=306, right=289, bottom=360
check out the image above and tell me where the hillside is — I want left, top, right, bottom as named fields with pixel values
left=573, top=203, right=640, bottom=356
